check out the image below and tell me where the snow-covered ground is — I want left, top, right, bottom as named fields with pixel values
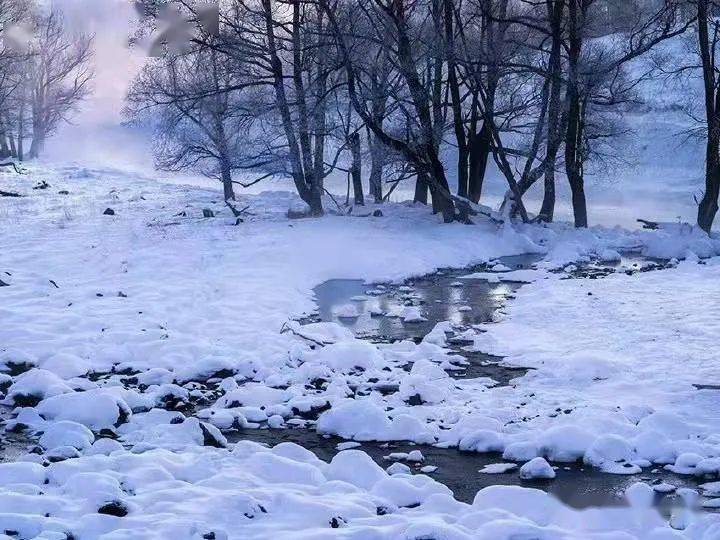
left=1, top=163, right=720, bottom=539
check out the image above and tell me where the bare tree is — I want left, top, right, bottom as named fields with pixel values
left=323, top=0, right=461, bottom=221
left=694, top=0, right=720, bottom=232
left=26, top=8, right=94, bottom=159
left=127, top=39, right=252, bottom=201
left=0, top=0, right=33, bottom=160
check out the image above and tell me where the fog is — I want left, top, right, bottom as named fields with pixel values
left=42, top=0, right=153, bottom=169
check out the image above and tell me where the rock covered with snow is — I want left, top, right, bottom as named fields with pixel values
left=519, top=457, right=556, bottom=480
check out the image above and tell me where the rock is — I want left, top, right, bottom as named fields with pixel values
left=97, top=501, right=128, bottom=517
left=372, top=209, right=383, bottom=217
left=58, top=190, right=69, bottom=195
left=386, top=462, right=411, bottom=475
left=10, top=393, right=42, bottom=407
left=519, top=457, right=556, bottom=480
left=202, top=209, right=215, bottom=218
left=103, top=208, right=115, bottom=216
left=46, top=445, right=81, bottom=462
left=200, top=421, right=227, bottom=448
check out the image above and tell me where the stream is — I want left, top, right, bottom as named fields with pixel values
left=233, top=253, right=715, bottom=512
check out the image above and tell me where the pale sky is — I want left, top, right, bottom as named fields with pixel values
left=55, top=0, right=144, bottom=126
left=44, top=0, right=151, bottom=166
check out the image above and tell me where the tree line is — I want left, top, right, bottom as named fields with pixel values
left=0, top=1, right=94, bottom=161
left=127, top=0, right=720, bottom=232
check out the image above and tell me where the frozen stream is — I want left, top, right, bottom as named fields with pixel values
left=233, top=253, right=713, bottom=512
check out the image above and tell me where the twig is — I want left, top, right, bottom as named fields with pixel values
left=323, top=188, right=345, bottom=212
left=0, top=162, right=26, bottom=174
left=225, top=201, right=250, bottom=225
left=636, top=218, right=659, bottom=230
left=279, top=322, right=328, bottom=348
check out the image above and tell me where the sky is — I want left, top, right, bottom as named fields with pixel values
left=43, top=0, right=152, bottom=167
left=55, top=0, right=142, bottom=125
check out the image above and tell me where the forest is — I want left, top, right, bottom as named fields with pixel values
left=118, top=0, right=717, bottom=231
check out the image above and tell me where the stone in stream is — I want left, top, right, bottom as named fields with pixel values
left=519, top=457, right=556, bottom=480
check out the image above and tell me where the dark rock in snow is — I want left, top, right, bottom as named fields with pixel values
left=11, top=393, right=42, bottom=407
left=372, top=209, right=383, bottom=217
left=46, top=445, right=81, bottom=462
left=200, top=421, right=227, bottom=448
left=58, top=190, right=69, bottom=195
left=33, top=181, right=50, bottom=190
left=202, top=209, right=215, bottom=218
left=103, top=208, right=115, bottom=216
left=97, top=501, right=128, bottom=517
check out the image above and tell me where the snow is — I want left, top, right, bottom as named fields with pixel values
left=479, top=463, right=518, bottom=474
left=6, top=369, right=72, bottom=405
left=473, top=258, right=720, bottom=470
left=519, top=457, right=557, bottom=480
left=460, top=268, right=551, bottom=283
left=1, top=162, right=720, bottom=537
left=400, top=305, right=427, bottom=322
left=584, top=434, right=641, bottom=474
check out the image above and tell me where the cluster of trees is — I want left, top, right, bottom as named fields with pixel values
left=0, top=0, right=93, bottom=161
left=127, top=1, right=720, bottom=232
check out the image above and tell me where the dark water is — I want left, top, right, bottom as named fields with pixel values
left=232, top=428, right=707, bottom=511
left=307, top=254, right=538, bottom=342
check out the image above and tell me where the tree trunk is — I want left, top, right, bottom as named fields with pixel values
left=698, top=160, right=720, bottom=232
left=444, top=0, right=469, bottom=198
left=414, top=172, right=429, bottom=204
left=8, top=133, right=16, bottom=159
left=17, top=130, right=24, bottom=162
left=428, top=154, right=456, bottom=223
left=29, top=120, right=45, bottom=159
left=457, top=147, right=469, bottom=198
left=697, top=0, right=720, bottom=233
left=349, top=133, right=364, bottom=205
left=565, top=0, right=587, bottom=228
left=538, top=0, right=565, bottom=223
left=468, top=123, right=492, bottom=203
left=307, top=179, right=324, bottom=216
left=368, top=134, right=384, bottom=203
left=220, top=160, right=235, bottom=201
left=0, top=133, right=9, bottom=159
left=28, top=136, right=43, bottom=159
left=262, top=0, right=323, bottom=217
